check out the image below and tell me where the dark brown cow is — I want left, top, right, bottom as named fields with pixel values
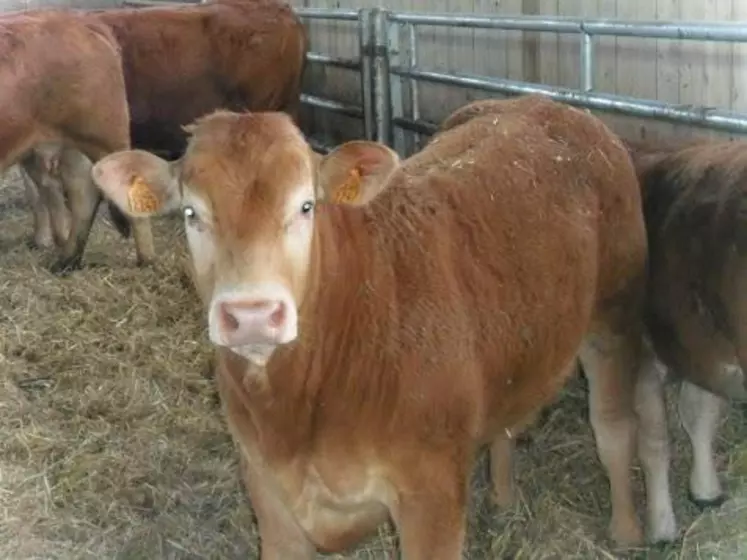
left=21, top=0, right=306, bottom=270
left=90, top=95, right=667, bottom=556
left=0, top=10, right=154, bottom=273
left=625, top=137, right=747, bottom=513
left=92, top=0, right=307, bottom=157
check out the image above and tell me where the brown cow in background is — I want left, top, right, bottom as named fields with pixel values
left=22, top=0, right=307, bottom=272
left=625, top=137, right=747, bottom=517
left=0, top=9, right=155, bottom=273
left=90, top=95, right=675, bottom=556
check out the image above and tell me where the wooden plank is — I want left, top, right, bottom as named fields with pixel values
left=521, top=0, right=541, bottom=84
left=537, top=0, right=559, bottom=87
left=595, top=0, right=617, bottom=95
left=654, top=0, right=682, bottom=141
left=732, top=0, right=747, bottom=141
left=702, top=0, right=734, bottom=140
left=613, top=0, right=657, bottom=141
left=471, top=0, right=507, bottom=104
left=677, top=0, right=706, bottom=141
left=555, top=0, right=579, bottom=89
left=503, top=0, right=524, bottom=82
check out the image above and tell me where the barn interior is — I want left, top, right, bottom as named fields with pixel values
left=1, top=0, right=746, bottom=558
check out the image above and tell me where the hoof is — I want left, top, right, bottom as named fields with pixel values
left=50, top=256, right=83, bottom=276
left=515, top=433, right=533, bottom=447
left=135, top=257, right=156, bottom=269
left=490, top=489, right=517, bottom=510
left=649, top=538, right=678, bottom=552
left=688, top=490, right=727, bottom=510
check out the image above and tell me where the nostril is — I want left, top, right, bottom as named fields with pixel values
left=219, top=302, right=240, bottom=333
left=267, top=301, right=286, bottom=329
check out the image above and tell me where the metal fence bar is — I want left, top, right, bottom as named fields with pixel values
left=372, top=9, right=393, bottom=145
left=358, top=8, right=374, bottom=141
left=580, top=32, right=593, bottom=93
left=408, top=23, right=422, bottom=151
left=305, top=52, right=360, bottom=72
left=388, top=12, right=747, bottom=42
left=380, top=10, right=747, bottom=151
left=294, top=8, right=359, bottom=21
left=391, top=67, right=747, bottom=134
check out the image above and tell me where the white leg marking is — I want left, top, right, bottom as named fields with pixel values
left=678, top=380, right=726, bottom=506
left=634, top=357, right=678, bottom=543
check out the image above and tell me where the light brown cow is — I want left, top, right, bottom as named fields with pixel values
left=20, top=0, right=306, bottom=271
left=91, top=95, right=666, bottom=557
left=0, top=10, right=153, bottom=273
left=625, top=137, right=747, bottom=514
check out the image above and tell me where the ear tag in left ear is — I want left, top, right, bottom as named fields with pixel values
left=127, top=175, right=160, bottom=213
left=332, top=167, right=362, bottom=204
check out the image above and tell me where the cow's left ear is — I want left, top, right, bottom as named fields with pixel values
left=317, top=141, right=400, bottom=206
left=92, top=150, right=181, bottom=218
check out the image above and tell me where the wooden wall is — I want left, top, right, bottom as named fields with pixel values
left=292, top=0, right=747, bottom=151
left=0, top=0, right=119, bottom=11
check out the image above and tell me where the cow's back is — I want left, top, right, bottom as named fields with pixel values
left=92, top=0, right=306, bottom=156
left=414, top=96, right=646, bottom=318
left=0, top=10, right=128, bottom=168
left=304, top=96, right=647, bottom=442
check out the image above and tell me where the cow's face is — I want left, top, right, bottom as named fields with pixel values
left=92, top=110, right=400, bottom=366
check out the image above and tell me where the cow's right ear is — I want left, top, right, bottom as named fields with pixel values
left=91, top=150, right=180, bottom=218
left=317, top=141, right=400, bottom=206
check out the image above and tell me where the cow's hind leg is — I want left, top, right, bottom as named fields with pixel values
left=21, top=149, right=71, bottom=249
left=22, top=168, right=53, bottom=249
left=50, top=148, right=102, bottom=274
left=579, top=325, right=644, bottom=547
left=489, top=433, right=516, bottom=508
left=678, top=379, right=727, bottom=509
left=634, top=344, right=678, bottom=543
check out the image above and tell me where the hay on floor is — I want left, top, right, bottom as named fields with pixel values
left=0, top=165, right=745, bottom=559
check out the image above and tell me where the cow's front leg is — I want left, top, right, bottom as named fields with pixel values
left=239, top=453, right=315, bottom=560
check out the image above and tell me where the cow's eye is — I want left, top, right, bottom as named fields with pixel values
left=300, top=200, right=314, bottom=215
left=183, top=206, right=197, bottom=222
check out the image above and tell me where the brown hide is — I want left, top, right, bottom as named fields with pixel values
left=631, top=138, right=747, bottom=400
left=91, top=95, right=652, bottom=555
left=91, top=0, right=307, bottom=156
left=0, top=9, right=138, bottom=272
left=0, top=10, right=129, bottom=169
left=200, top=97, right=648, bottom=553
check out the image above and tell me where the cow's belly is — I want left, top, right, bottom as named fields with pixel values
left=291, top=466, right=392, bottom=552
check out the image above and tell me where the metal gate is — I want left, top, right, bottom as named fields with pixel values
left=122, top=2, right=747, bottom=156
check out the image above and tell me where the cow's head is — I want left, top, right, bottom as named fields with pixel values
left=92, top=111, right=400, bottom=365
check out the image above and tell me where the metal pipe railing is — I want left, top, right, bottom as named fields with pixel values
left=382, top=11, right=747, bottom=154
left=96, top=4, right=747, bottom=154
left=387, top=12, right=747, bottom=42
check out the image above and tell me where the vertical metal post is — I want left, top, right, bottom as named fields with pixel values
left=580, top=30, right=594, bottom=93
left=387, top=19, right=406, bottom=155
left=358, top=8, right=374, bottom=141
left=408, top=23, right=421, bottom=153
left=372, top=8, right=392, bottom=146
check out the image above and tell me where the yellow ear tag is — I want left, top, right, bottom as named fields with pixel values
left=127, top=176, right=160, bottom=214
left=332, top=167, right=362, bottom=204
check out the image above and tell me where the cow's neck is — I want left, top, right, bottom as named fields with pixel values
left=216, top=203, right=387, bottom=465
